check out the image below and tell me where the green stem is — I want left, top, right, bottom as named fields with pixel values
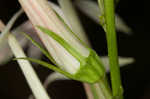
left=103, top=0, right=123, bottom=98
left=90, top=76, right=112, bottom=99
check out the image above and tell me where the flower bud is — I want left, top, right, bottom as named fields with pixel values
left=19, top=0, right=105, bottom=83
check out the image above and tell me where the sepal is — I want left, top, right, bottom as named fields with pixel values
left=74, top=49, right=106, bottom=83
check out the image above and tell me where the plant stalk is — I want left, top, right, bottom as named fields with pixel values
left=103, top=0, right=123, bottom=98
left=90, top=76, right=112, bottom=99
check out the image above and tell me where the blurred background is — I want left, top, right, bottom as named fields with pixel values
left=0, top=0, right=150, bottom=99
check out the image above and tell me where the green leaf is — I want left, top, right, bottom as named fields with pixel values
left=14, top=57, right=74, bottom=79
left=21, top=32, right=56, bottom=64
left=36, top=26, right=85, bottom=62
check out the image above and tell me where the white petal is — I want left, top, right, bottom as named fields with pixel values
left=8, top=34, right=50, bottom=99
left=44, top=72, right=69, bottom=88
left=0, top=20, right=38, bottom=65
left=28, top=72, right=68, bottom=99
left=101, top=56, right=134, bottom=72
left=27, top=44, right=43, bottom=60
left=19, top=0, right=90, bottom=74
left=47, top=2, right=71, bottom=28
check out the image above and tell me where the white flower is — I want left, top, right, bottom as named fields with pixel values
left=18, top=0, right=105, bottom=83
left=19, top=0, right=90, bottom=74
left=0, top=0, right=134, bottom=83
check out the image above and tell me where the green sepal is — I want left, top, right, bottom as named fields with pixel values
left=14, top=49, right=106, bottom=84
left=14, top=57, right=74, bottom=79
left=21, top=32, right=56, bottom=64
left=73, top=49, right=106, bottom=83
left=36, top=26, right=85, bottom=62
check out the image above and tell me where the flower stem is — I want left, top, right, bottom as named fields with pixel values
left=103, top=0, right=123, bottom=98
left=90, top=76, right=112, bottom=99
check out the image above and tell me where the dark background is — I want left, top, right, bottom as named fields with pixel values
left=0, top=0, right=150, bottom=99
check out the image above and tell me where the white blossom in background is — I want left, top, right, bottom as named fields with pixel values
left=0, top=21, right=42, bottom=65
left=0, top=13, right=50, bottom=98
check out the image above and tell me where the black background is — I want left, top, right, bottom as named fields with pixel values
left=0, top=0, right=150, bottom=99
